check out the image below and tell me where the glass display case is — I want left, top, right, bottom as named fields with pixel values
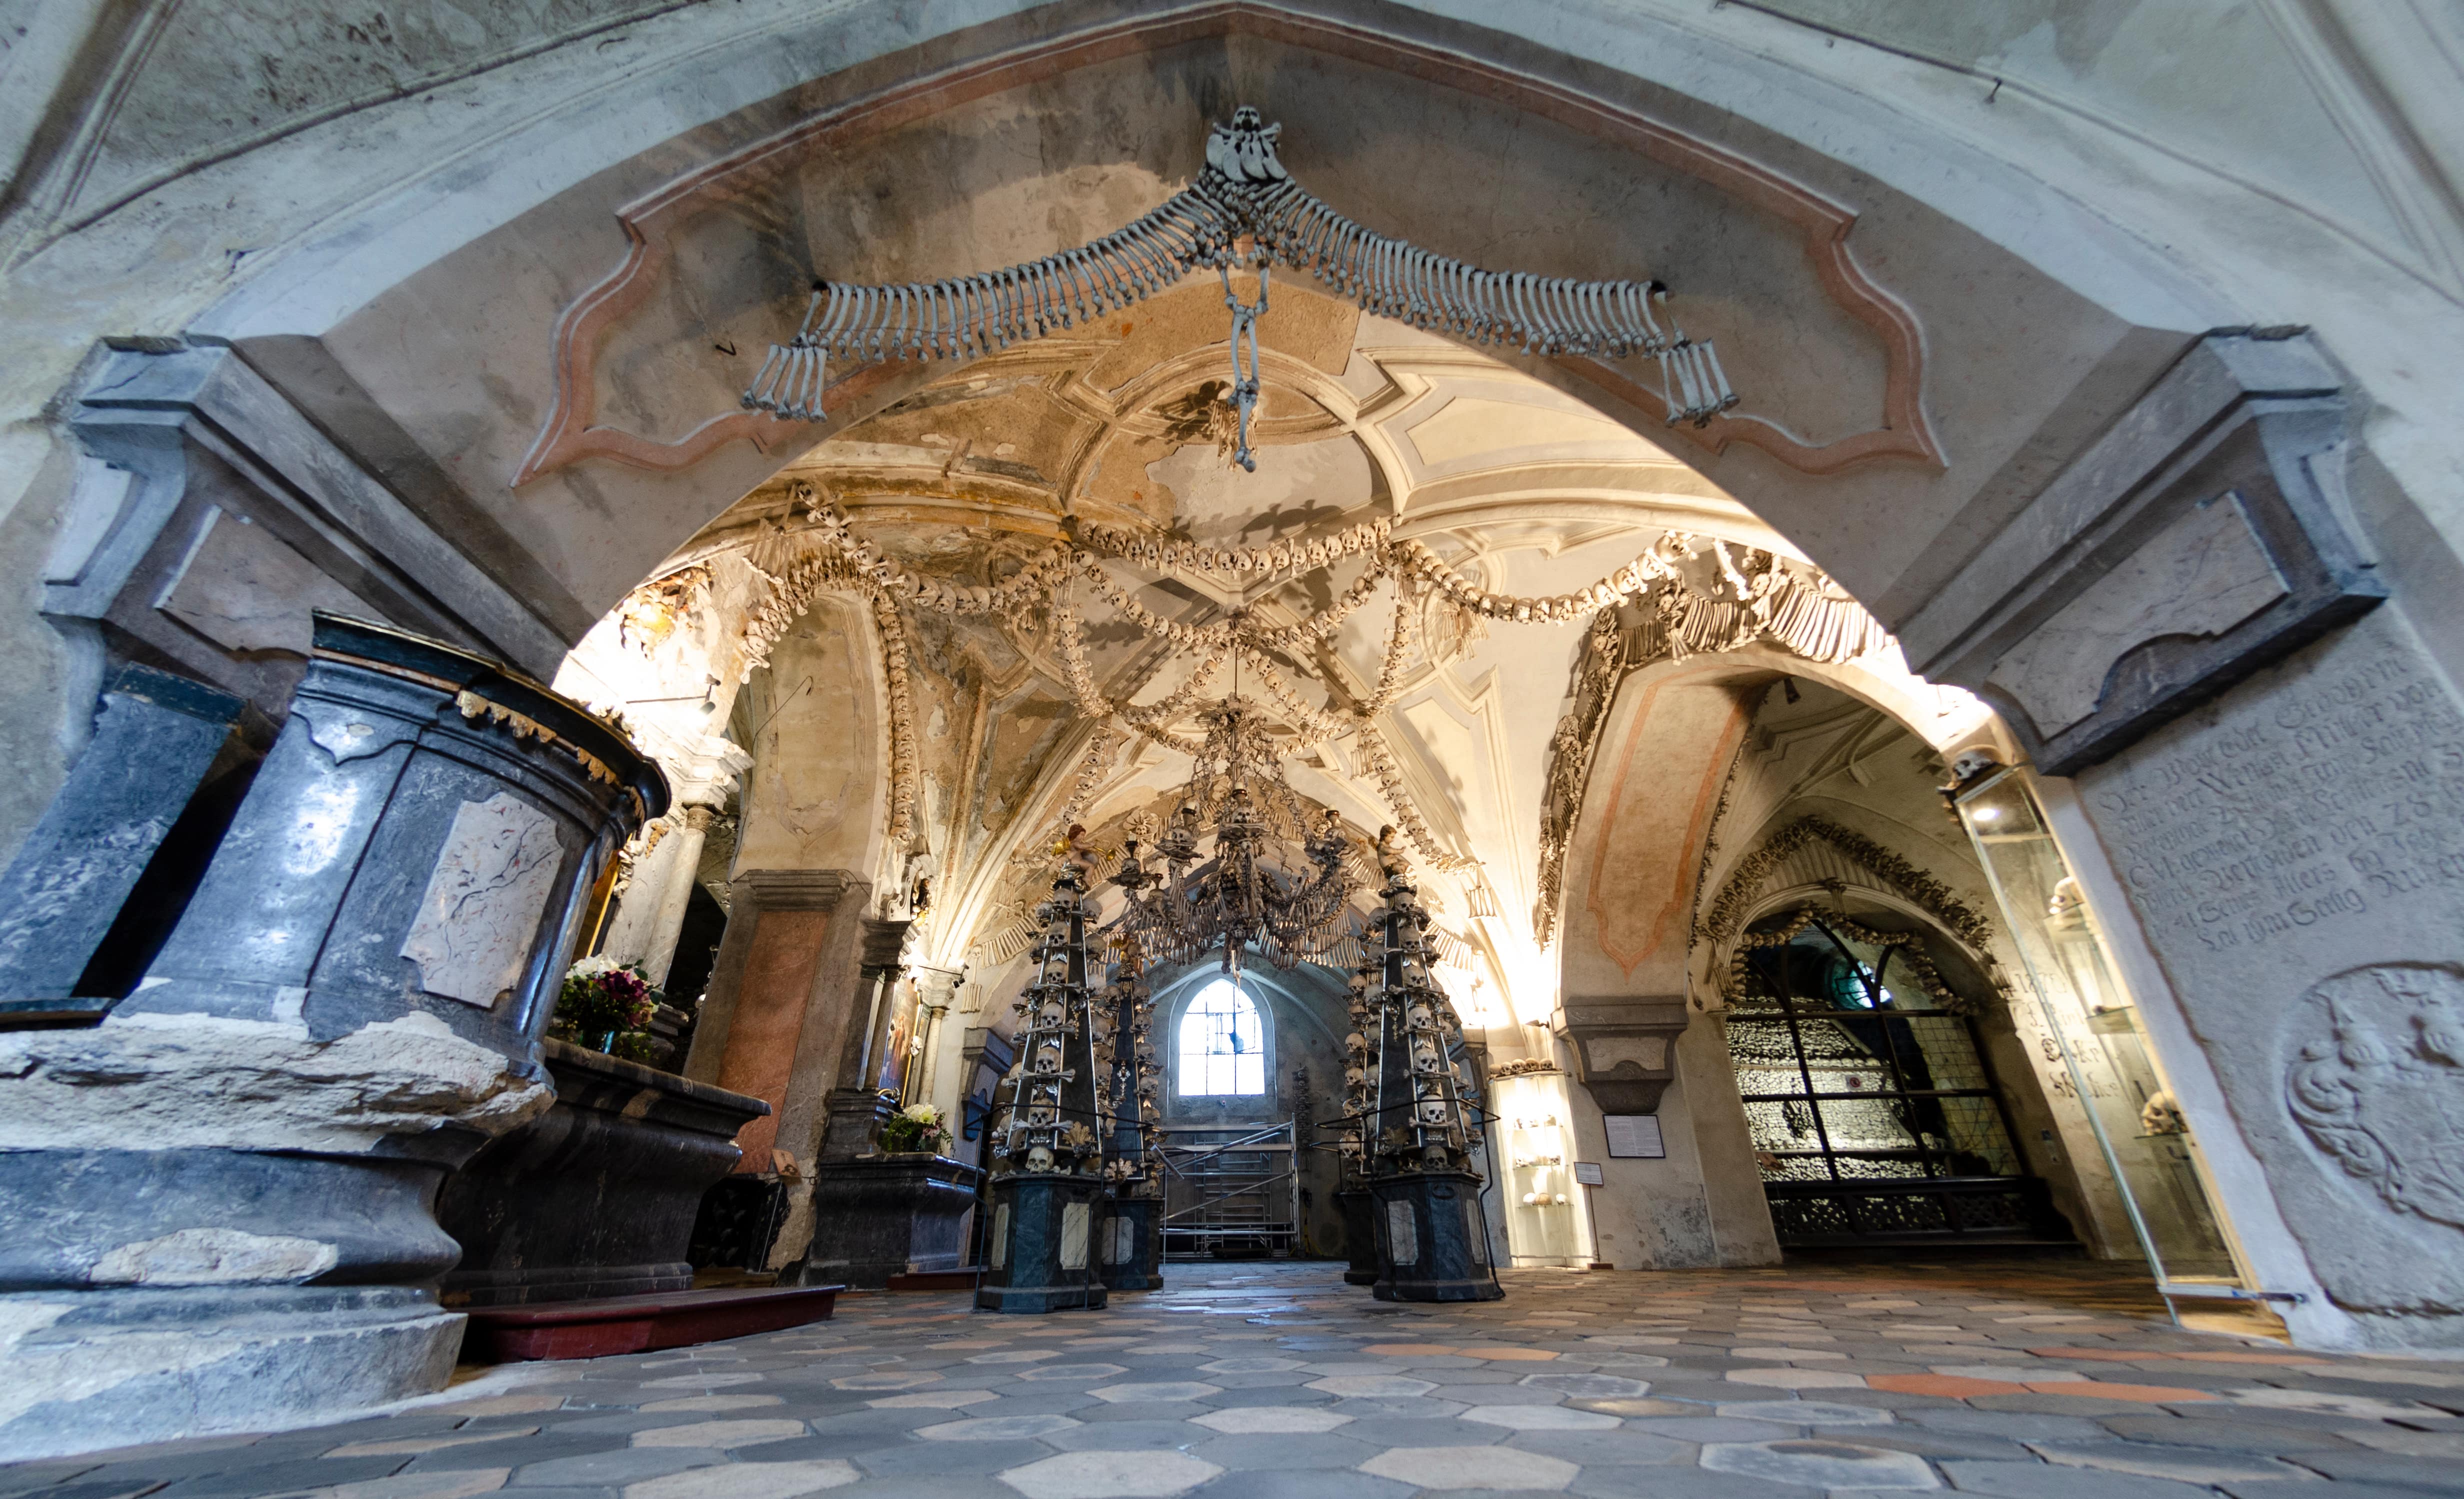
left=1954, top=768, right=2242, bottom=1290
left=1491, top=1070, right=1593, bottom=1266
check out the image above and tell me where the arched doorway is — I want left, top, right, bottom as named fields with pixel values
left=1724, top=902, right=2068, bottom=1248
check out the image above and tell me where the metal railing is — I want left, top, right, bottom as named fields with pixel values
left=1156, top=1121, right=1300, bottom=1258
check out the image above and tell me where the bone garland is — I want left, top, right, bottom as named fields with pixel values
left=1054, top=724, right=1122, bottom=832
left=1700, top=813, right=1997, bottom=960
left=743, top=107, right=1739, bottom=445
left=798, top=492, right=1074, bottom=618
left=1394, top=536, right=1682, bottom=622
left=1074, top=517, right=1391, bottom=578
left=1724, top=904, right=1978, bottom=1016
left=738, top=547, right=865, bottom=677
left=870, top=588, right=922, bottom=848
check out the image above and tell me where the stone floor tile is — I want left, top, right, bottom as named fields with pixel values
left=156, top=1458, right=412, bottom=1498
left=326, top=1430, right=540, bottom=1460
left=628, top=1421, right=806, bottom=1449
left=1833, top=1432, right=2039, bottom=1462
left=2226, top=1388, right=2438, bottom=1419
left=1712, top=1400, right=1894, bottom=1425
left=1700, top=1438, right=1940, bottom=1490
left=914, top=1414, right=1080, bottom=1442
left=996, top=1449, right=1224, bottom=1498
left=635, top=1396, right=782, bottom=1414
left=2026, top=1440, right=2314, bottom=1482
left=1521, top=1372, right=1652, bottom=1400
left=1358, top=1444, right=1579, bottom=1491
left=1462, top=1405, right=1621, bottom=1430
left=292, top=1472, right=516, bottom=1499
left=1307, top=1374, right=1437, bottom=1398
left=1040, top=1419, right=1216, bottom=1452
left=846, top=1440, right=1054, bottom=1479
left=1190, top=1406, right=1352, bottom=1434
left=1908, top=1410, right=2114, bottom=1442
left=2279, top=1448, right=2464, bottom=1488
left=616, top=1459, right=860, bottom=1498
left=1938, top=1460, right=2219, bottom=1499
left=1011, top=1364, right=1130, bottom=1383
left=1626, top=1416, right=1808, bottom=1442
left=1500, top=1429, right=1692, bottom=1464
left=1432, top=1384, right=1564, bottom=1406
left=1198, top=1357, right=1304, bottom=1374
left=824, top=1374, right=938, bottom=1392
left=1187, top=1468, right=1415, bottom=1499
left=864, top=1392, right=997, bottom=1410
left=1182, top=1432, right=1384, bottom=1470
left=1087, top=1382, right=1220, bottom=1403
left=506, top=1450, right=718, bottom=1488
left=1568, top=1464, right=1822, bottom=1499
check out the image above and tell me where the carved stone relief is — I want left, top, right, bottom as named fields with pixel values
left=2286, top=964, right=2464, bottom=1234
left=400, top=794, right=564, bottom=1007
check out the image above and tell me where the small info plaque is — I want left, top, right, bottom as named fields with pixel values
left=1572, top=1162, right=1604, bottom=1186
left=1603, top=1115, right=1664, bottom=1159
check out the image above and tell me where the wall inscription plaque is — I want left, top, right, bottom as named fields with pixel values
left=2076, top=611, right=2464, bottom=1324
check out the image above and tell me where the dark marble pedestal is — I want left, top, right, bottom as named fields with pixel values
left=1370, top=1172, right=1504, bottom=1303
left=790, top=1153, right=980, bottom=1288
left=976, top=1174, right=1110, bottom=1314
left=438, top=1040, right=770, bottom=1306
left=1337, top=1188, right=1381, bottom=1286
left=0, top=615, right=665, bottom=1461
left=1098, top=1194, right=1165, bottom=1292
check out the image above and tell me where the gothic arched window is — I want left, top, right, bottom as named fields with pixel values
left=1178, top=980, right=1266, bottom=1096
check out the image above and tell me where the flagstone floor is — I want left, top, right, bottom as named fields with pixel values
left=12, top=1259, right=2464, bottom=1499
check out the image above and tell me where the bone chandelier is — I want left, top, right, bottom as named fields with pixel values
left=743, top=107, right=1740, bottom=468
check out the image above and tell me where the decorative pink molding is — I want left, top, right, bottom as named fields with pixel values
left=516, top=2, right=1943, bottom=486
left=1582, top=676, right=1748, bottom=978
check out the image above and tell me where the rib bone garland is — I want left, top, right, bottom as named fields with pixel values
left=744, top=107, right=1738, bottom=464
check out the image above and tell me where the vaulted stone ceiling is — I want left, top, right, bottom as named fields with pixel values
left=562, top=275, right=1985, bottom=1018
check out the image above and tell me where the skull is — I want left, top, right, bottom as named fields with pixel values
left=1026, top=1146, right=1054, bottom=1172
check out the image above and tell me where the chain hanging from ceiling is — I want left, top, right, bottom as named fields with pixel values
left=742, top=107, right=1739, bottom=466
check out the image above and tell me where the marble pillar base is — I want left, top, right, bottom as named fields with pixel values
left=976, top=1174, right=1109, bottom=1314
left=789, top=1154, right=980, bottom=1288
left=1337, top=1188, right=1380, bottom=1286
left=437, top=1042, right=770, bottom=1308
left=1371, top=1174, right=1504, bottom=1303
left=1098, top=1195, right=1164, bottom=1292
left=0, top=1284, right=462, bottom=1462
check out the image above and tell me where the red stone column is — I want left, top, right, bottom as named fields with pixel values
left=683, top=869, right=870, bottom=1177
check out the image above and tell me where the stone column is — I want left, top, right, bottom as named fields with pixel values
left=599, top=803, right=718, bottom=987
left=0, top=615, right=662, bottom=1460
left=818, top=918, right=914, bottom=1162
left=906, top=964, right=964, bottom=1109
left=682, top=869, right=866, bottom=1176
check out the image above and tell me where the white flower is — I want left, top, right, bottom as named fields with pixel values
left=901, top=1103, right=940, bottom=1124
left=567, top=955, right=622, bottom=980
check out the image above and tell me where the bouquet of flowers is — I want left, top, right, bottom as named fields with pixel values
left=878, top=1102, right=951, bottom=1156
left=552, top=954, right=661, bottom=1061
